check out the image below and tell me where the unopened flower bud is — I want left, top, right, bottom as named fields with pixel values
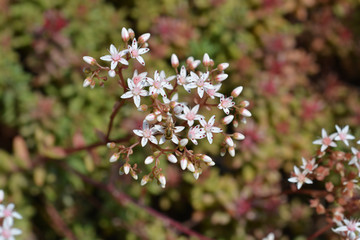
left=222, top=115, right=234, bottom=125
left=233, top=132, right=245, bottom=140
left=179, top=138, right=188, bottom=148
left=141, top=175, right=149, bottom=186
left=158, top=174, right=166, bottom=188
left=228, top=146, right=235, bottom=157
left=218, top=62, right=229, bottom=71
left=187, top=162, right=195, bottom=172
left=0, top=190, right=3, bottom=203
left=138, top=104, right=148, bottom=112
left=180, top=156, right=188, bottom=170
left=215, top=73, right=228, bottom=82
left=121, top=27, right=130, bottom=42
left=109, top=152, right=120, bottom=162
left=138, top=33, right=151, bottom=44
left=83, top=77, right=92, bottom=88
left=119, top=168, right=124, bottom=175
left=108, top=70, right=116, bottom=78
left=167, top=154, right=177, bottom=163
left=231, top=86, right=243, bottom=98
left=144, top=156, right=154, bottom=165
left=130, top=169, right=138, bottom=180
left=233, top=120, right=239, bottom=127
left=145, top=113, right=156, bottom=122
left=225, top=136, right=234, bottom=147
left=190, top=60, right=201, bottom=69
left=240, top=117, right=247, bottom=124
left=128, top=28, right=135, bottom=39
left=123, top=163, right=131, bottom=174
left=202, top=155, right=212, bottom=163
left=207, top=161, right=216, bottom=166
left=239, top=108, right=252, bottom=117
left=220, top=148, right=226, bottom=157
left=83, top=56, right=96, bottom=65
left=107, top=142, right=116, bottom=149
left=90, top=80, right=96, bottom=89
left=173, top=104, right=184, bottom=115
left=193, top=171, right=200, bottom=180
left=171, top=54, right=179, bottom=68
left=239, top=100, right=250, bottom=108
left=203, top=53, right=211, bottom=67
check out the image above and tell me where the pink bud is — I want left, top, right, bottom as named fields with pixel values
left=222, top=115, right=234, bottom=125
left=128, top=28, right=135, bottom=39
left=90, top=80, right=96, bottom=89
left=239, top=100, right=250, bottom=108
left=130, top=170, right=138, bottom=180
left=167, top=154, right=177, bottom=163
left=121, top=27, right=130, bottom=42
left=193, top=171, right=200, bottom=180
left=202, top=155, right=212, bottom=163
left=179, top=138, right=188, bottom=148
left=231, top=86, right=243, bottom=98
left=207, top=161, right=216, bottom=166
left=215, top=73, right=228, bottom=82
left=218, top=63, right=229, bottom=71
left=83, top=56, right=96, bottom=65
left=138, top=33, right=151, bottom=44
left=144, top=156, right=154, bottom=165
left=233, top=132, right=245, bottom=140
left=145, top=113, right=156, bottom=122
left=123, top=163, right=130, bottom=174
left=203, top=53, right=211, bottom=67
left=107, top=142, right=116, bottom=149
left=171, top=54, right=179, bottom=68
left=190, top=60, right=201, bottom=69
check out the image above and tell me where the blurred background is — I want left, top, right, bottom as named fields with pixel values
left=1, top=0, right=360, bottom=239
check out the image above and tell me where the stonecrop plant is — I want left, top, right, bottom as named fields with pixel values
left=82, top=28, right=251, bottom=188
left=289, top=125, right=360, bottom=240
left=0, top=190, right=22, bottom=240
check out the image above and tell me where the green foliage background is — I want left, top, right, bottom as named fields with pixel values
left=1, top=0, right=360, bottom=239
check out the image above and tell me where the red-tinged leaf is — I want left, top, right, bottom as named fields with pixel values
left=13, top=136, right=31, bottom=168
left=72, top=130, right=86, bottom=148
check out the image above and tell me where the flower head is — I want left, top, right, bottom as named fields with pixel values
left=133, top=121, right=158, bottom=147
left=100, top=44, right=129, bottom=69
left=0, top=220, right=22, bottom=240
left=332, top=218, right=360, bottom=240
left=312, top=128, right=337, bottom=152
left=0, top=204, right=22, bottom=227
left=177, top=105, right=204, bottom=127
left=186, top=71, right=213, bottom=98
left=334, top=125, right=355, bottom=146
left=188, top=125, right=206, bottom=145
left=128, top=38, right=149, bottom=66
left=288, top=166, right=313, bottom=189
left=218, top=96, right=235, bottom=115
left=300, top=157, right=318, bottom=173
left=121, top=78, right=148, bottom=108
left=199, top=115, right=222, bottom=144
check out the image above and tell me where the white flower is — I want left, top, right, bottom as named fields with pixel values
left=0, top=204, right=22, bottom=227
left=147, top=71, right=167, bottom=98
left=199, top=115, right=222, bottom=144
left=177, top=105, right=204, bottom=127
left=332, top=218, right=360, bottom=240
left=177, top=66, right=190, bottom=91
left=171, top=54, right=179, bottom=68
left=262, top=233, right=275, bottom=240
left=205, top=84, right=223, bottom=99
left=288, top=166, right=313, bottom=189
left=187, top=125, right=206, bottom=145
left=350, top=147, right=360, bottom=169
left=121, top=78, right=148, bottom=108
left=156, top=122, right=185, bottom=145
left=0, top=190, right=4, bottom=203
left=158, top=70, right=175, bottom=90
left=186, top=56, right=201, bottom=69
left=100, top=44, right=128, bottom=70
left=133, top=121, right=158, bottom=147
left=186, top=71, right=213, bottom=98
left=312, top=128, right=337, bottom=152
left=300, top=157, right=318, bottom=173
left=128, top=38, right=149, bottom=66
left=0, top=220, right=22, bottom=240
left=218, top=96, right=235, bottom=115
left=131, top=70, right=148, bottom=86
left=334, top=125, right=355, bottom=146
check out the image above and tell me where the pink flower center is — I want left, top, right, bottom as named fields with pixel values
left=322, top=137, right=332, bottom=146
left=131, top=49, right=139, bottom=58
left=178, top=76, right=186, bottom=85
left=143, top=129, right=152, bottom=139
left=4, top=209, right=11, bottom=217
left=347, top=221, right=356, bottom=232
left=298, top=174, right=305, bottom=183
left=339, top=133, right=346, bottom=140
left=2, top=229, right=11, bottom=238
left=132, top=86, right=141, bottom=96
left=357, top=152, right=360, bottom=159
left=112, top=54, right=121, bottom=61
left=207, top=89, right=215, bottom=96
left=197, top=79, right=204, bottom=87
left=305, top=163, right=313, bottom=171
left=154, top=81, right=161, bottom=89
left=204, top=124, right=212, bottom=132
left=221, top=98, right=232, bottom=108
left=186, top=112, right=195, bottom=121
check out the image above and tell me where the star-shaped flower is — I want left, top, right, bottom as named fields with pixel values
left=186, top=72, right=213, bottom=98
left=350, top=147, right=360, bottom=169
left=218, top=96, right=235, bottom=115
left=147, top=71, right=167, bottom=98
left=188, top=125, right=206, bottom=145
left=100, top=44, right=129, bottom=70
left=131, top=69, right=148, bottom=86
left=205, top=84, right=223, bottom=99
left=334, top=125, right=355, bottom=146
left=0, top=204, right=22, bottom=226
left=288, top=166, right=313, bottom=189
left=312, top=128, right=337, bottom=152
left=177, top=105, right=204, bottom=127
left=128, top=38, right=149, bottom=66
left=199, top=115, right=222, bottom=144
left=332, top=218, right=360, bottom=240
left=300, top=157, right=318, bottom=173
left=0, top=220, right=22, bottom=240
left=133, top=121, right=158, bottom=147
left=121, top=78, right=148, bottom=108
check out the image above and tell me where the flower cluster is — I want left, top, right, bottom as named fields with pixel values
left=83, top=28, right=251, bottom=188
left=0, top=190, right=22, bottom=240
left=288, top=125, right=360, bottom=239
